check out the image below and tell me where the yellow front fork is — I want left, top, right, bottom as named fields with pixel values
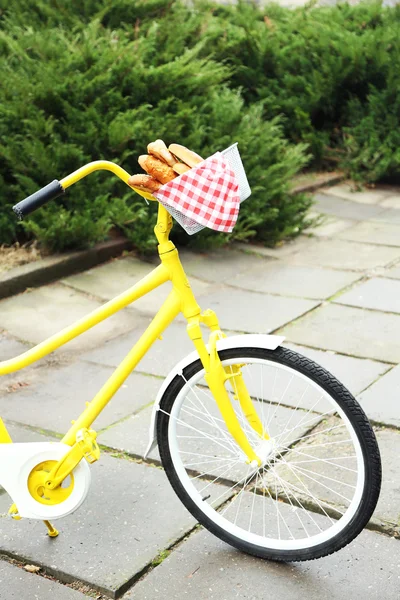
left=226, top=363, right=269, bottom=441
left=187, top=325, right=266, bottom=466
left=154, top=210, right=266, bottom=465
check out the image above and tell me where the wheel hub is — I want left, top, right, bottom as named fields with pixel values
left=254, top=439, right=276, bottom=467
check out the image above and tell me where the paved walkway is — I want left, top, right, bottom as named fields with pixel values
left=1, top=181, right=400, bottom=598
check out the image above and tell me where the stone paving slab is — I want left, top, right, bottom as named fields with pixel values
left=373, top=208, right=400, bottom=225
left=0, top=332, right=34, bottom=392
left=357, top=365, right=400, bottom=428
left=99, top=402, right=313, bottom=475
left=263, top=414, right=357, bottom=511
left=231, top=263, right=360, bottom=300
left=385, top=263, right=400, bottom=279
left=372, top=428, right=400, bottom=531
left=178, top=249, right=272, bottom=283
left=82, top=284, right=309, bottom=375
left=84, top=322, right=194, bottom=377
left=3, top=422, right=57, bottom=443
left=0, top=360, right=161, bottom=434
left=0, top=332, right=28, bottom=362
left=305, top=215, right=356, bottom=238
left=99, top=406, right=160, bottom=462
left=314, top=193, right=387, bottom=220
left=334, top=277, right=400, bottom=314
left=126, top=526, right=400, bottom=600
left=284, top=343, right=389, bottom=396
left=319, top=183, right=391, bottom=205
left=0, top=560, right=88, bottom=600
left=103, top=390, right=400, bottom=534
left=236, top=238, right=317, bottom=262
left=338, top=221, right=400, bottom=247
left=63, top=256, right=211, bottom=316
left=0, top=454, right=198, bottom=597
left=0, top=284, right=145, bottom=351
left=280, top=303, right=400, bottom=363
left=278, top=238, right=400, bottom=271
left=381, top=195, right=400, bottom=209
left=188, top=287, right=318, bottom=333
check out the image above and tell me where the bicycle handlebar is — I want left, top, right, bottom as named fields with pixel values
left=13, top=180, right=65, bottom=220
left=12, top=160, right=155, bottom=221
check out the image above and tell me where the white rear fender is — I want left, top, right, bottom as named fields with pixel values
left=144, top=333, right=285, bottom=458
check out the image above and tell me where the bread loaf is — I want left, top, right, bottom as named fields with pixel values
left=172, top=163, right=191, bottom=175
left=128, top=174, right=162, bottom=193
left=168, top=144, right=203, bottom=168
left=138, top=155, right=177, bottom=184
left=147, top=139, right=176, bottom=167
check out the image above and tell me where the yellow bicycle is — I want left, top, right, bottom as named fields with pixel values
left=0, top=158, right=381, bottom=561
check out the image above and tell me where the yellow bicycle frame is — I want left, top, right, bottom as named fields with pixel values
left=0, top=162, right=265, bottom=466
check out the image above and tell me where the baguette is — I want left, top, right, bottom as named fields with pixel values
left=168, top=144, right=203, bottom=168
left=147, top=139, right=175, bottom=167
left=138, top=154, right=177, bottom=184
left=172, top=163, right=192, bottom=175
left=128, top=174, right=162, bottom=194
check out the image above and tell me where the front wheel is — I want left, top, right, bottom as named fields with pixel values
left=157, top=346, right=381, bottom=561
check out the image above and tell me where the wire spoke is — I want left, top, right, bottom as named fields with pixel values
left=166, top=354, right=364, bottom=549
left=276, top=459, right=353, bottom=503
left=159, top=408, right=239, bottom=456
left=288, top=464, right=357, bottom=489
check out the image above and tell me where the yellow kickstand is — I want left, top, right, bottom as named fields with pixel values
left=43, top=520, right=59, bottom=538
left=9, top=504, right=59, bottom=537
left=8, top=503, right=21, bottom=520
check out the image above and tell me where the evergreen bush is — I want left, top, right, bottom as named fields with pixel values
left=2, top=0, right=400, bottom=252
left=0, top=0, right=310, bottom=251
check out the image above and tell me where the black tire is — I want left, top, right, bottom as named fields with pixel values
left=157, top=346, right=381, bottom=561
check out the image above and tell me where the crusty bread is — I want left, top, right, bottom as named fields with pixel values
left=128, top=174, right=162, bottom=193
left=138, top=155, right=177, bottom=184
left=147, top=139, right=175, bottom=167
left=172, top=163, right=191, bottom=175
left=168, top=144, right=203, bottom=168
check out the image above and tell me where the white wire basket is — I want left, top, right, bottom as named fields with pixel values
left=159, top=143, right=251, bottom=235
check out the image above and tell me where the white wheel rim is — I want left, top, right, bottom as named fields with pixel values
left=166, top=355, right=366, bottom=551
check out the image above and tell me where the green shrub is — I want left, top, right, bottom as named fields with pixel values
left=342, top=83, right=400, bottom=182
left=193, top=1, right=400, bottom=169
left=0, top=2, right=311, bottom=252
left=4, top=0, right=400, bottom=253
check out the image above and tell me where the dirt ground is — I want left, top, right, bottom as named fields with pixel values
left=0, top=243, right=41, bottom=273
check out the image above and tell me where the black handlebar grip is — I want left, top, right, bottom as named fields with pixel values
left=12, top=180, right=65, bottom=220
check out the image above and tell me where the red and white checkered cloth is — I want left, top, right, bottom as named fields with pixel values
left=153, top=152, right=241, bottom=232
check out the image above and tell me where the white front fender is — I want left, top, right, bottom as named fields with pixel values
left=144, top=333, right=285, bottom=458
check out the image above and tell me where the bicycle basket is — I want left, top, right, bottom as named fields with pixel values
left=157, top=143, right=251, bottom=235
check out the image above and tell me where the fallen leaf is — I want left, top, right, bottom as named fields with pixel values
left=6, top=381, right=30, bottom=393
left=24, top=564, right=40, bottom=573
